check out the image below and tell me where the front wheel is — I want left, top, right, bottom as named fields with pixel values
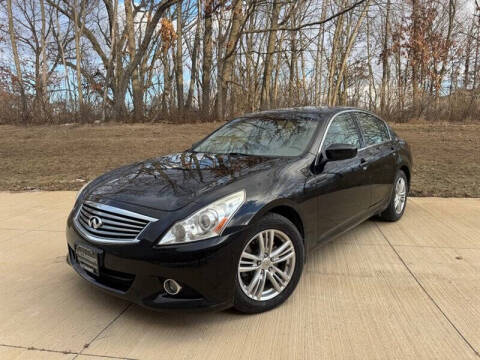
left=378, top=170, right=408, bottom=222
left=234, top=213, right=304, bottom=313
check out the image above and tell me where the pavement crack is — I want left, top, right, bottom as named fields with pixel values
left=77, top=353, right=139, bottom=360
left=0, top=343, right=136, bottom=359
left=0, top=343, right=77, bottom=356
left=375, top=222, right=480, bottom=358
left=73, top=303, right=136, bottom=360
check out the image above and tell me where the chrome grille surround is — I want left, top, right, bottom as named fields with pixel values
left=74, top=201, right=158, bottom=244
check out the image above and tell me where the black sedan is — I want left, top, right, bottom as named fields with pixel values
left=66, top=107, right=412, bottom=313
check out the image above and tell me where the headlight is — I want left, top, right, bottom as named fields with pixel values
left=158, top=190, right=246, bottom=245
left=75, top=180, right=91, bottom=202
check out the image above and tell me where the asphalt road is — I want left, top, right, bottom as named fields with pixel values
left=0, top=192, right=479, bottom=360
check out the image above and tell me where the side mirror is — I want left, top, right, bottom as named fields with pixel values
left=325, top=143, right=357, bottom=161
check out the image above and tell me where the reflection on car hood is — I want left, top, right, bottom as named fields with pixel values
left=86, top=152, right=279, bottom=211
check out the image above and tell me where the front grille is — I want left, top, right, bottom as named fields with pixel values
left=74, top=201, right=157, bottom=243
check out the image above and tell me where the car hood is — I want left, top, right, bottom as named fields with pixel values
left=85, top=152, right=280, bottom=211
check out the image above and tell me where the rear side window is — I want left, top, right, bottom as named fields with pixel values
left=356, top=113, right=390, bottom=146
left=323, top=113, right=362, bottom=149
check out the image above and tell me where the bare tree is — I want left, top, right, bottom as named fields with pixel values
left=6, top=0, right=28, bottom=122
left=201, top=0, right=213, bottom=115
left=380, top=0, right=391, bottom=114
left=260, top=0, right=280, bottom=110
left=1, top=0, right=478, bottom=124
left=174, top=0, right=184, bottom=110
left=72, top=0, right=84, bottom=114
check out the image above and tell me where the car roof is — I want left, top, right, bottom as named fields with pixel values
left=241, top=106, right=359, bottom=121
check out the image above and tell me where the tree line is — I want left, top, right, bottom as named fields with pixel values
left=0, top=0, right=479, bottom=124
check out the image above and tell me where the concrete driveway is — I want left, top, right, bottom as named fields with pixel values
left=0, top=192, right=479, bottom=360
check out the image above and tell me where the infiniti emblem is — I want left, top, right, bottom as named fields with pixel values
left=88, top=216, right=103, bottom=229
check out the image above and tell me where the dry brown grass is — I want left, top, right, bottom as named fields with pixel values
left=0, top=122, right=479, bottom=197
left=393, top=123, right=480, bottom=197
left=0, top=123, right=219, bottom=191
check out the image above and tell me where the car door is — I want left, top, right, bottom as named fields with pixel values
left=354, top=112, right=396, bottom=207
left=305, top=112, right=370, bottom=243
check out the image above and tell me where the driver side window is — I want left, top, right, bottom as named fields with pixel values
left=323, top=113, right=362, bottom=149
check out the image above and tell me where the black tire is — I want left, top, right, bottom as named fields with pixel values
left=378, top=170, right=408, bottom=222
left=233, top=213, right=304, bottom=314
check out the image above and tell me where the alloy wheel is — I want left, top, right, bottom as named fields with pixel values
left=394, top=177, right=407, bottom=214
left=237, top=229, right=296, bottom=301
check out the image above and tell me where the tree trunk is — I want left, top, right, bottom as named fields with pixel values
left=186, top=0, right=201, bottom=109
left=117, top=0, right=178, bottom=120
left=464, top=20, right=474, bottom=89
left=244, top=26, right=254, bottom=112
left=39, top=0, right=48, bottom=120
left=73, top=0, right=84, bottom=114
left=201, top=2, right=213, bottom=115
left=216, top=0, right=243, bottom=120
left=125, top=0, right=144, bottom=121
left=380, top=0, right=390, bottom=114
left=327, top=2, right=345, bottom=107
left=314, top=0, right=329, bottom=106
left=103, top=0, right=118, bottom=121
left=161, top=51, right=173, bottom=114
left=473, top=22, right=480, bottom=90
left=437, top=0, right=456, bottom=99
left=300, top=41, right=308, bottom=104
left=366, top=9, right=374, bottom=109
left=411, top=0, right=419, bottom=111
left=331, top=0, right=370, bottom=106
left=7, top=0, right=28, bottom=123
left=54, top=10, right=73, bottom=107
left=272, top=53, right=280, bottom=107
left=396, top=48, right=403, bottom=112
left=288, top=9, right=299, bottom=106
left=260, top=0, right=280, bottom=110
left=175, top=0, right=184, bottom=110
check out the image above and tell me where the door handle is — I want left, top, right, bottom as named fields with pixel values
left=360, top=158, right=368, bottom=171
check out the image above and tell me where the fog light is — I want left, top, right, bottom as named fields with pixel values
left=164, top=279, right=182, bottom=295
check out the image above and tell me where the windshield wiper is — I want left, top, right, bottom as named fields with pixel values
left=224, top=152, right=251, bottom=156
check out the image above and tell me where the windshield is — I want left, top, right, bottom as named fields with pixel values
left=193, top=115, right=319, bottom=157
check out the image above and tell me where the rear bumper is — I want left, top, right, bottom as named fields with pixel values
left=66, top=214, right=247, bottom=312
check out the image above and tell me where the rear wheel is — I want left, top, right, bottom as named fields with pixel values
left=378, top=170, right=408, bottom=221
left=234, top=213, right=304, bottom=313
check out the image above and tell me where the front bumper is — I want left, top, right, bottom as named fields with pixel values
left=66, top=214, right=247, bottom=311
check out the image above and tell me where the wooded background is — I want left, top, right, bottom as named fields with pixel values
left=0, top=0, right=479, bottom=124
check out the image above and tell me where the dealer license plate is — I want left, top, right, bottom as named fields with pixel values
left=75, top=244, right=101, bottom=276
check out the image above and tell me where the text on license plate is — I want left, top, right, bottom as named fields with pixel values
left=75, top=245, right=100, bottom=276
